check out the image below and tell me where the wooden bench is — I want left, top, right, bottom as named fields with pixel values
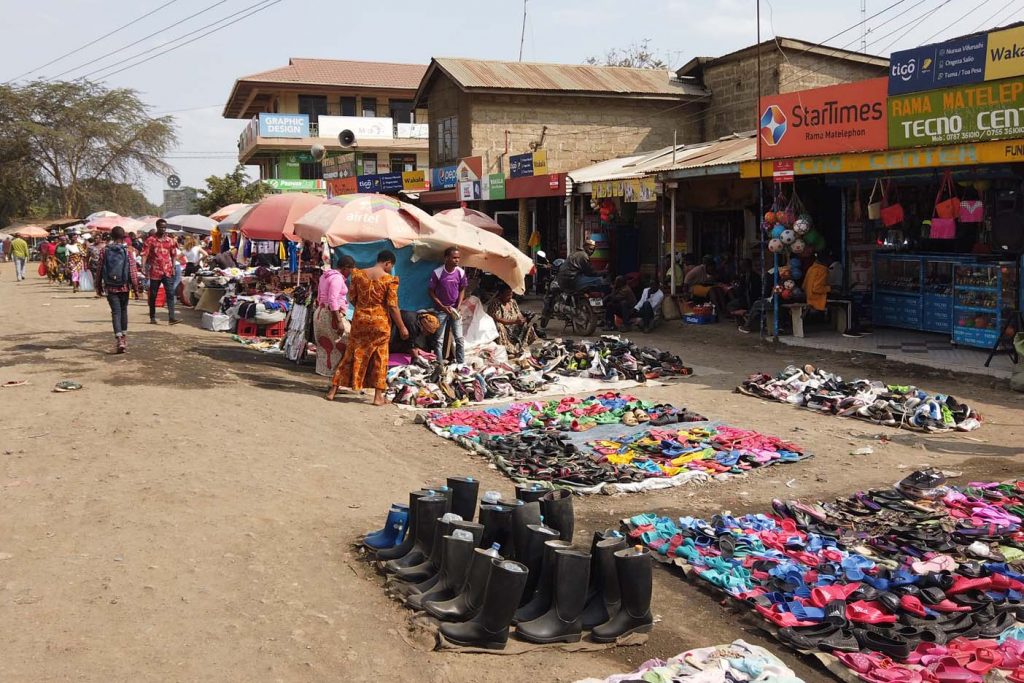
left=771, top=300, right=852, bottom=338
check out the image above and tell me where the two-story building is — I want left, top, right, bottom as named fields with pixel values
left=223, top=58, right=429, bottom=194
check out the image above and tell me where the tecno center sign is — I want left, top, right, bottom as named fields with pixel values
left=888, top=77, right=1024, bottom=148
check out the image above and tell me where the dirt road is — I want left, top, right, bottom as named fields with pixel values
left=1, top=264, right=1022, bottom=682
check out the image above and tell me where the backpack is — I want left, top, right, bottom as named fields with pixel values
left=102, top=244, right=130, bottom=287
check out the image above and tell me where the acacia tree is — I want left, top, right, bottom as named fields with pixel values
left=194, top=164, right=268, bottom=215
left=586, top=39, right=669, bottom=69
left=8, top=80, right=176, bottom=217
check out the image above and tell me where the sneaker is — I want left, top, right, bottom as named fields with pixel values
left=149, top=318, right=159, bottom=325
left=842, top=330, right=864, bottom=338
left=738, top=327, right=752, bottom=334
left=168, top=318, right=182, bottom=326
left=116, top=337, right=126, bottom=354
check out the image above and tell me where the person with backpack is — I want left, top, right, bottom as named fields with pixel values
left=98, top=226, right=141, bottom=354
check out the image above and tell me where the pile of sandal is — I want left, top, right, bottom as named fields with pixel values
left=532, top=336, right=693, bottom=381
left=623, top=471, right=1024, bottom=682
left=737, top=365, right=982, bottom=432
left=586, top=425, right=809, bottom=479
left=389, top=359, right=550, bottom=408
left=575, top=639, right=805, bottom=683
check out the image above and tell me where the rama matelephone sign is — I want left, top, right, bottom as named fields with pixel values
left=888, top=77, right=1024, bottom=148
left=757, top=78, right=888, bottom=159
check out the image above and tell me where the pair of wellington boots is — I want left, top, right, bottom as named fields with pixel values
left=376, top=476, right=480, bottom=566
left=515, top=531, right=654, bottom=643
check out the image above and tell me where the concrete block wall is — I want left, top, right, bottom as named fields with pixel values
left=778, top=52, right=886, bottom=92
left=469, top=93, right=704, bottom=176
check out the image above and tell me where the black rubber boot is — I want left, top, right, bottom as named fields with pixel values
left=448, top=476, right=480, bottom=522
left=449, top=520, right=484, bottom=547
left=581, top=535, right=627, bottom=629
left=510, top=501, right=542, bottom=561
left=540, top=489, right=574, bottom=542
left=514, top=539, right=572, bottom=624
left=517, top=523, right=559, bottom=605
left=590, top=547, right=654, bottom=642
left=440, top=559, right=529, bottom=649
left=393, top=519, right=452, bottom=585
left=515, top=483, right=548, bottom=504
left=479, top=504, right=514, bottom=554
left=376, top=490, right=432, bottom=562
left=407, top=534, right=475, bottom=609
left=516, top=549, right=591, bottom=643
left=424, top=547, right=503, bottom=622
left=383, top=495, right=446, bottom=572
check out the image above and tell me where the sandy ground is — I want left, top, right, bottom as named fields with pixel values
left=1, top=262, right=1022, bottom=683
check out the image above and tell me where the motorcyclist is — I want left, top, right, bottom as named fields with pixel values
left=557, top=239, right=605, bottom=292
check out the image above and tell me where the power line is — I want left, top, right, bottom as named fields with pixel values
left=78, top=0, right=280, bottom=82
left=969, top=0, right=1018, bottom=32
left=920, top=0, right=995, bottom=42
left=876, top=0, right=957, bottom=55
left=152, top=104, right=224, bottom=116
left=47, top=0, right=230, bottom=81
left=5, top=0, right=182, bottom=83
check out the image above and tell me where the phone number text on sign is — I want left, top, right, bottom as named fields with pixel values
left=888, top=78, right=1024, bottom=148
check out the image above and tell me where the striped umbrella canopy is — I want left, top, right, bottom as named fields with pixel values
left=238, top=193, right=324, bottom=242
left=435, top=207, right=504, bottom=235
left=210, top=203, right=250, bottom=221
left=86, top=216, right=146, bottom=233
left=293, top=193, right=422, bottom=247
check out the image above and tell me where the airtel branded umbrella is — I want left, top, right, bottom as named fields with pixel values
left=435, top=207, right=504, bottom=235
left=164, top=214, right=218, bottom=235
left=210, top=203, right=250, bottom=221
left=237, top=193, right=324, bottom=242
left=406, top=204, right=534, bottom=294
left=293, top=193, right=422, bottom=248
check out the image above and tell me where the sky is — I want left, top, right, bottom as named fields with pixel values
left=4, top=0, right=1022, bottom=208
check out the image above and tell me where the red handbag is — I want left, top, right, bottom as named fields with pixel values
left=880, top=181, right=904, bottom=227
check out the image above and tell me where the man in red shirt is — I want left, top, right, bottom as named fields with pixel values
left=142, top=219, right=181, bottom=325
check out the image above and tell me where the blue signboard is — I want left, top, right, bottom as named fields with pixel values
left=379, top=172, right=404, bottom=193
left=888, top=34, right=989, bottom=95
left=431, top=165, right=457, bottom=190
left=509, top=152, right=534, bottom=178
left=257, top=113, right=310, bottom=138
left=357, top=174, right=381, bottom=193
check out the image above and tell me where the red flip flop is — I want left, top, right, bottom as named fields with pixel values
left=846, top=600, right=897, bottom=624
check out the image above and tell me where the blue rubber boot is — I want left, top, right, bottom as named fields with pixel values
left=364, top=504, right=409, bottom=550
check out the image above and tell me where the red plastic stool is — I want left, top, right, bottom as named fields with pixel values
left=153, top=287, right=167, bottom=307
left=263, top=320, right=286, bottom=338
left=236, top=319, right=258, bottom=337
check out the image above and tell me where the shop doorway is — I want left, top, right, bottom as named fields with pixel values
left=494, top=211, right=519, bottom=244
left=693, top=210, right=743, bottom=261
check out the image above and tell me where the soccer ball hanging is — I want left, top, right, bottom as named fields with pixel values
left=791, top=238, right=807, bottom=254
left=793, top=218, right=810, bottom=235
left=780, top=229, right=796, bottom=245
left=768, top=238, right=784, bottom=253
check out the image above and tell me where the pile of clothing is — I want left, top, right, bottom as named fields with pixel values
left=388, top=337, right=693, bottom=409
left=624, top=471, right=1024, bottom=682
left=738, top=365, right=982, bottom=432
left=426, top=394, right=808, bottom=491
left=575, top=639, right=805, bottom=683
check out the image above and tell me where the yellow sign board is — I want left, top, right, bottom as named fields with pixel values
left=739, top=139, right=1024, bottom=178
left=402, top=170, right=427, bottom=190
left=985, top=26, right=1024, bottom=81
left=591, top=177, right=657, bottom=201
left=531, top=149, right=548, bottom=175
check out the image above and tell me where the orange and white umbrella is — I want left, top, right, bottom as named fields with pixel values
left=238, top=194, right=324, bottom=242
left=210, top=203, right=251, bottom=221
left=435, top=207, right=504, bottom=235
left=293, top=193, right=423, bottom=248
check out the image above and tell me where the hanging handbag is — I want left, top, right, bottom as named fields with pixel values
left=934, top=171, right=961, bottom=219
left=867, top=179, right=883, bottom=220
left=880, top=181, right=905, bottom=227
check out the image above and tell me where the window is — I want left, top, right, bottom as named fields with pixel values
left=361, top=97, right=377, bottom=117
left=389, top=100, right=415, bottom=123
left=340, top=96, right=356, bottom=116
left=436, top=116, right=458, bottom=162
left=361, top=153, right=378, bottom=175
left=300, top=162, right=322, bottom=180
left=389, top=154, right=416, bottom=173
left=298, top=95, right=328, bottom=123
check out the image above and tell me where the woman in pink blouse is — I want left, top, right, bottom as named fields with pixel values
left=313, top=255, right=356, bottom=376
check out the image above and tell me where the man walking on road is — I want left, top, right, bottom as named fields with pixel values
left=142, top=219, right=180, bottom=325
left=10, top=235, right=29, bottom=281
left=429, top=247, right=467, bottom=364
left=99, top=226, right=141, bottom=354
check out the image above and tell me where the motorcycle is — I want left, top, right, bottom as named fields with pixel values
left=540, top=262, right=605, bottom=336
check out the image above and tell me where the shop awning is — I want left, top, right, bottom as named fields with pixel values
left=568, top=132, right=757, bottom=191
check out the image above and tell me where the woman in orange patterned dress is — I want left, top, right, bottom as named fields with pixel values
left=326, top=250, right=408, bottom=406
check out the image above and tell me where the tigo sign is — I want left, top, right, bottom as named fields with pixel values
left=888, top=77, right=1024, bottom=148
left=258, top=113, right=309, bottom=138
left=888, top=35, right=987, bottom=95
left=757, top=78, right=888, bottom=158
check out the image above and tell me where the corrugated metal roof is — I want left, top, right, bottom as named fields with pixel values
left=238, top=58, right=426, bottom=89
left=429, top=57, right=707, bottom=98
left=568, top=133, right=757, bottom=183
